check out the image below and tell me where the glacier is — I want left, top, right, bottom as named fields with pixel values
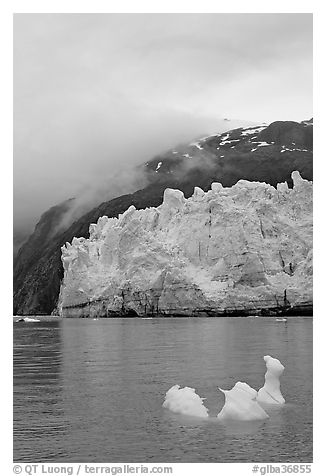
left=58, top=171, right=312, bottom=318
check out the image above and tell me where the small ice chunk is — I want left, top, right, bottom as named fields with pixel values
left=17, top=317, right=41, bottom=322
left=155, top=161, right=162, bottom=172
left=257, top=355, right=285, bottom=405
left=163, top=385, right=209, bottom=418
left=217, top=382, right=269, bottom=421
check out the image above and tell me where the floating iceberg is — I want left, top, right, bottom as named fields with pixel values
left=257, top=355, right=285, bottom=404
left=162, top=385, right=209, bottom=418
left=163, top=355, right=285, bottom=422
left=217, top=382, right=269, bottom=421
left=16, top=317, right=40, bottom=322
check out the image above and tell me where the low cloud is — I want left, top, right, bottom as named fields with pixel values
left=13, top=13, right=312, bottom=243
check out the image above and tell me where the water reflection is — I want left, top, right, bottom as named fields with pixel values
left=13, top=320, right=68, bottom=461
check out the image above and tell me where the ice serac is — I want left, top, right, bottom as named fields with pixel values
left=257, top=355, right=285, bottom=404
left=162, top=385, right=209, bottom=418
left=217, top=382, right=269, bottom=421
left=58, top=171, right=312, bottom=317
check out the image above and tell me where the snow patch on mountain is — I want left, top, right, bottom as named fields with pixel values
left=240, top=125, right=267, bottom=136
left=155, top=162, right=162, bottom=172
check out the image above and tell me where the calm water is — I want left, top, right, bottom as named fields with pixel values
left=13, top=316, right=312, bottom=463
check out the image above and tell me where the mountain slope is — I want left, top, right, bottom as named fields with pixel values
left=13, top=119, right=313, bottom=315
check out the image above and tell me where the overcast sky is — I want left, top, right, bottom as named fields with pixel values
left=14, top=13, right=312, bottom=235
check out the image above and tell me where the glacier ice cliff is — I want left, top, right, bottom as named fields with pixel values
left=58, top=171, right=312, bottom=317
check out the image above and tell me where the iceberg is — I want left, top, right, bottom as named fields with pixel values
left=257, top=355, right=285, bottom=404
left=217, top=382, right=269, bottom=421
left=162, top=385, right=209, bottom=418
left=163, top=355, right=286, bottom=422
left=16, top=317, right=40, bottom=322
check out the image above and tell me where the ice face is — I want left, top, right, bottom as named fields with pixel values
left=257, top=355, right=285, bottom=404
left=59, top=172, right=312, bottom=318
left=217, top=382, right=269, bottom=421
left=162, top=385, right=209, bottom=418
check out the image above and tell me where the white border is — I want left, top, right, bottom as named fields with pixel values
left=2, top=2, right=322, bottom=474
